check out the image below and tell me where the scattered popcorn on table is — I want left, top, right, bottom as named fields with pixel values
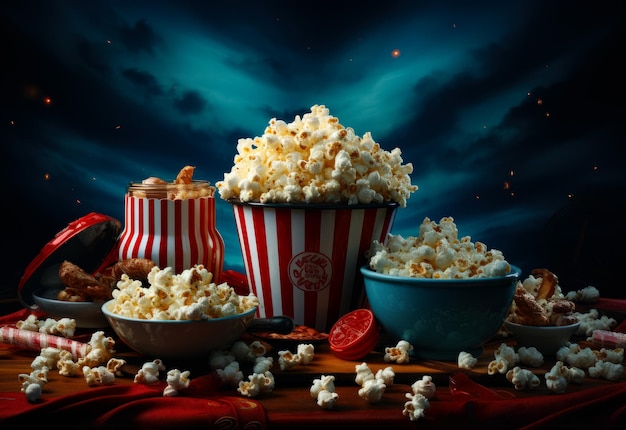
left=458, top=351, right=478, bottom=369
left=402, top=392, right=430, bottom=421
left=517, top=346, right=544, bottom=367
left=556, top=344, right=597, bottom=369
left=237, top=371, right=275, bottom=397
left=588, top=361, right=624, bottom=381
left=77, top=331, right=116, bottom=368
left=375, top=366, right=395, bottom=385
left=83, top=365, right=116, bottom=386
left=355, top=362, right=375, bottom=386
left=297, top=344, right=315, bottom=365
left=367, top=216, right=510, bottom=279
left=506, top=366, right=540, bottom=390
left=488, top=343, right=519, bottom=375
left=18, top=368, right=48, bottom=402
left=575, top=309, right=617, bottom=336
left=215, top=104, right=417, bottom=207
left=311, top=374, right=338, bottom=409
left=16, top=314, right=77, bottom=338
left=163, top=369, right=191, bottom=396
left=216, top=361, right=244, bottom=387
left=134, top=359, right=166, bottom=384
left=384, top=340, right=413, bottom=363
left=358, top=378, right=386, bottom=403
left=106, top=358, right=127, bottom=376
left=252, top=356, right=274, bottom=374
left=110, top=264, right=259, bottom=321
left=544, top=361, right=584, bottom=393
left=565, top=286, right=600, bottom=303
left=278, top=350, right=301, bottom=370
left=594, top=347, right=624, bottom=364
left=411, top=375, right=436, bottom=399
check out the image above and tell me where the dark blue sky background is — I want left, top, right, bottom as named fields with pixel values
left=3, top=1, right=625, bottom=302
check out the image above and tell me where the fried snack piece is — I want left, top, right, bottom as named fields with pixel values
left=532, top=268, right=558, bottom=300
left=174, top=165, right=195, bottom=184
left=57, top=261, right=114, bottom=302
left=57, top=258, right=157, bottom=302
left=106, top=258, right=156, bottom=281
left=512, top=284, right=549, bottom=326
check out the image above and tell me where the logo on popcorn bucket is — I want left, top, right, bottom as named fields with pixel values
left=288, top=252, right=333, bottom=292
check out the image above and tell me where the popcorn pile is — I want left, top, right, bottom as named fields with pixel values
left=109, top=264, right=258, bottom=320
left=216, top=104, right=418, bottom=207
left=367, top=216, right=511, bottom=278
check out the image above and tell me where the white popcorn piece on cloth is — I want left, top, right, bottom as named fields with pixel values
left=134, top=359, right=166, bottom=384
left=163, top=369, right=191, bottom=396
left=83, top=365, right=116, bottom=386
left=403, top=392, right=430, bottom=421
left=458, top=351, right=478, bottom=369
left=311, top=375, right=337, bottom=399
left=506, top=366, right=540, bottom=390
left=411, top=375, right=436, bottom=399
left=316, top=389, right=339, bottom=409
left=588, top=360, right=624, bottom=381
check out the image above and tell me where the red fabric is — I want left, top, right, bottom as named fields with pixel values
left=0, top=374, right=266, bottom=429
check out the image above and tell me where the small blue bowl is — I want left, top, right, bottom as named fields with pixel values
left=361, top=264, right=521, bottom=361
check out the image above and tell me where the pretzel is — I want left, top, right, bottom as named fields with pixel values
left=531, top=268, right=558, bottom=300
left=512, top=284, right=549, bottom=326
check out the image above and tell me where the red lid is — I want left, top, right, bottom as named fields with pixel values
left=18, top=212, right=121, bottom=309
left=328, top=309, right=380, bottom=361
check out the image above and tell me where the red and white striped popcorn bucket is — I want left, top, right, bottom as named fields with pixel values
left=118, top=181, right=224, bottom=282
left=229, top=201, right=398, bottom=332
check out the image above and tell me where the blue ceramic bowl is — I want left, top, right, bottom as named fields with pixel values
left=361, top=264, right=522, bottom=361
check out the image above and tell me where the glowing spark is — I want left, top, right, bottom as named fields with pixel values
left=537, top=99, right=543, bottom=105
left=475, top=195, right=480, bottom=200
left=452, top=23, right=457, bottom=29
left=76, top=199, right=81, bottom=205
left=527, top=92, right=531, bottom=96
left=568, top=193, right=574, bottom=198
left=509, top=170, right=515, bottom=176
left=44, top=97, right=52, bottom=105
left=593, top=165, right=599, bottom=171
left=391, top=49, right=401, bottom=58
left=107, top=40, right=111, bottom=44
left=44, top=173, right=51, bottom=181
left=545, top=112, right=550, bottom=117
left=503, top=181, right=510, bottom=190
left=115, top=125, right=121, bottom=129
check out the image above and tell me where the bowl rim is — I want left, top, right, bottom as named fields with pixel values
left=360, top=264, right=522, bottom=285
left=503, top=319, right=581, bottom=331
left=33, top=288, right=104, bottom=307
left=226, top=198, right=400, bottom=210
left=101, top=299, right=257, bottom=324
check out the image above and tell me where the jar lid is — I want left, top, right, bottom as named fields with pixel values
left=328, top=309, right=380, bottom=361
left=18, top=212, right=121, bottom=309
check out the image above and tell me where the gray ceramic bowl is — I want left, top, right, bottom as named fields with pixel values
left=101, top=300, right=257, bottom=359
left=503, top=320, right=581, bottom=355
left=361, top=264, right=522, bottom=360
left=32, top=288, right=108, bottom=328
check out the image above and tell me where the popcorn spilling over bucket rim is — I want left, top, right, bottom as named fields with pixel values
left=227, top=199, right=400, bottom=210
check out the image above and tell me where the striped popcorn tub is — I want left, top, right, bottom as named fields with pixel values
left=118, top=180, right=225, bottom=282
left=229, top=200, right=398, bottom=333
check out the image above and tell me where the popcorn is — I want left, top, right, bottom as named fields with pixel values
left=411, top=375, right=436, bottom=399
left=310, top=375, right=338, bottom=409
left=77, top=331, right=116, bottom=368
left=83, top=365, right=116, bottom=386
left=110, top=264, right=259, bottom=320
left=163, top=369, right=191, bottom=396
left=488, top=343, right=519, bottom=375
left=506, top=367, right=540, bottom=390
left=216, top=104, right=418, bottom=207
left=457, top=351, right=478, bottom=369
left=384, top=340, right=413, bottom=363
left=517, top=346, right=544, bottom=367
left=237, top=371, right=275, bottom=397
left=134, top=359, right=166, bottom=384
left=367, top=217, right=510, bottom=279
left=588, top=361, right=624, bottom=381
left=358, top=378, right=386, bottom=403
left=565, top=286, right=600, bottom=303
left=402, top=392, right=430, bottom=421
left=544, top=361, right=585, bottom=393
left=16, top=315, right=76, bottom=338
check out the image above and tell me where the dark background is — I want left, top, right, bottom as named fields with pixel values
left=2, top=0, right=625, bottom=313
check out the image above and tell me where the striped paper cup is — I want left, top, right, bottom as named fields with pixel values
left=229, top=200, right=398, bottom=332
left=118, top=188, right=224, bottom=281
